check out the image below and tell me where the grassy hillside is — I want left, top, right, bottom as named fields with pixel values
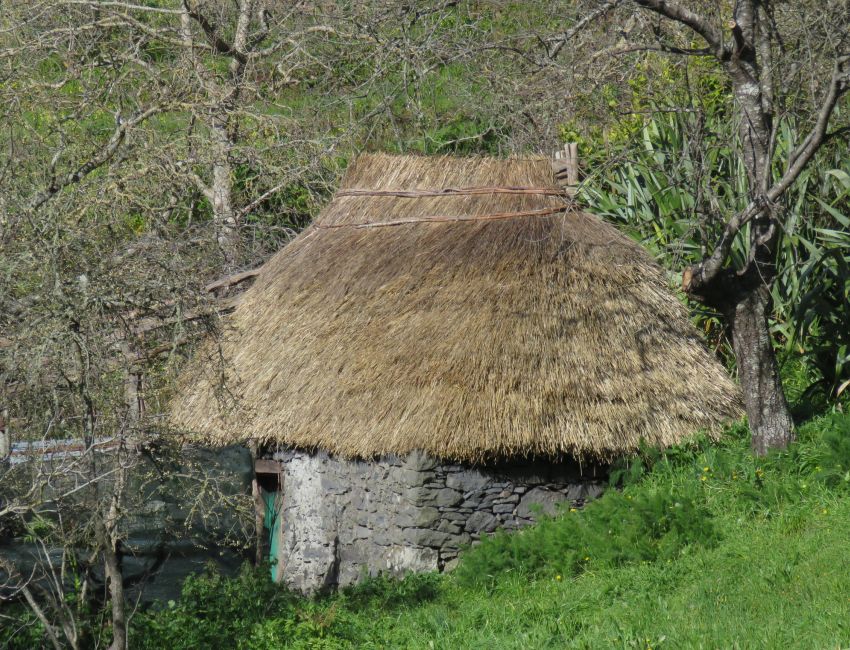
left=116, top=411, right=850, bottom=650
left=4, top=412, right=848, bottom=648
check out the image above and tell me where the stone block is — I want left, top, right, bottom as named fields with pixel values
left=370, top=512, right=389, bottom=529
left=464, top=511, right=498, bottom=534
left=403, top=528, right=452, bottom=548
left=390, top=467, right=433, bottom=488
left=371, top=530, right=393, bottom=546
left=386, top=545, right=438, bottom=574
left=352, top=525, right=372, bottom=540
left=433, top=488, right=464, bottom=507
left=404, top=486, right=463, bottom=508
left=479, top=494, right=500, bottom=508
left=516, top=487, right=569, bottom=519
left=402, top=450, right=438, bottom=472
left=460, top=496, right=483, bottom=509
left=353, top=510, right=371, bottom=527
left=436, top=520, right=463, bottom=535
left=440, top=533, right=471, bottom=550
left=349, top=489, right=372, bottom=511
left=445, top=470, right=492, bottom=493
left=396, top=506, right=441, bottom=528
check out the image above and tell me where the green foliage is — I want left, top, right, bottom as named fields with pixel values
left=130, top=565, right=442, bottom=650
left=0, top=603, right=45, bottom=650
left=795, top=411, right=850, bottom=488
left=791, top=190, right=850, bottom=398
left=339, top=572, right=441, bottom=611
left=116, top=411, right=850, bottom=649
left=131, top=564, right=344, bottom=649
left=454, top=488, right=718, bottom=587
left=580, top=102, right=850, bottom=398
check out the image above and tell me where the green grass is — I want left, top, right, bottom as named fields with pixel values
left=120, top=411, right=850, bottom=650
left=343, top=498, right=849, bottom=649
left=5, top=412, right=849, bottom=649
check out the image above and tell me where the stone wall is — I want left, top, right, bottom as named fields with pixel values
left=271, top=449, right=606, bottom=594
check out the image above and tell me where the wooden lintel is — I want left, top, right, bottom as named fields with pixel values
left=255, top=458, right=282, bottom=475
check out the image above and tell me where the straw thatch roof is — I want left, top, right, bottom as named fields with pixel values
left=170, top=154, right=741, bottom=461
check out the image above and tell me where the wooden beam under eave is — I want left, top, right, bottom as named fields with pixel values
left=255, top=458, right=281, bottom=475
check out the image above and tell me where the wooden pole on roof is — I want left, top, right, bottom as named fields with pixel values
left=552, top=142, right=580, bottom=190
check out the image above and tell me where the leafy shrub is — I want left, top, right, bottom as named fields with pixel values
left=339, top=572, right=441, bottom=611
left=454, top=485, right=719, bottom=587
left=580, top=105, right=850, bottom=399
left=0, top=603, right=45, bottom=650
left=130, top=563, right=356, bottom=650
left=796, top=411, right=850, bottom=489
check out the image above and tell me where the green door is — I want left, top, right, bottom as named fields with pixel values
left=262, top=489, right=281, bottom=581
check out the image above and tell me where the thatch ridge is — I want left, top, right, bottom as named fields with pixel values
left=170, top=153, right=741, bottom=461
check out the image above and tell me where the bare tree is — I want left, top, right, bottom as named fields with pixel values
left=626, top=1, right=849, bottom=453
left=175, top=1, right=339, bottom=268
left=0, top=3, right=410, bottom=645
left=525, top=0, right=848, bottom=453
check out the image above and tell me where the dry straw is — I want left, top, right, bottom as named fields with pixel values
left=170, top=154, right=741, bottom=462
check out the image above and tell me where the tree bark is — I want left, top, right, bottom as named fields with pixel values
left=180, top=5, right=245, bottom=271
left=726, top=283, right=795, bottom=455
left=210, top=118, right=240, bottom=270
left=0, top=407, right=10, bottom=459
left=103, top=540, right=127, bottom=650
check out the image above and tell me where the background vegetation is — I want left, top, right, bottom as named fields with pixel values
left=5, top=406, right=846, bottom=649
left=2, top=1, right=849, bottom=647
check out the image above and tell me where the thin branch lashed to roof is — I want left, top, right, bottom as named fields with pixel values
left=170, top=154, right=741, bottom=461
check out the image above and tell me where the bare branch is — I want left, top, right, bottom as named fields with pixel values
left=26, top=106, right=164, bottom=212
left=631, top=0, right=727, bottom=58
left=61, top=0, right=182, bottom=14
left=548, top=0, right=622, bottom=59
left=601, top=42, right=714, bottom=58
left=685, top=54, right=850, bottom=294
left=785, top=55, right=850, bottom=174
left=182, top=0, right=242, bottom=60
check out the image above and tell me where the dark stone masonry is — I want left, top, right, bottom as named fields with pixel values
left=271, top=449, right=606, bottom=594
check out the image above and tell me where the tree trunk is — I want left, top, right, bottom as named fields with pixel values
left=103, top=542, right=126, bottom=650
left=179, top=8, right=242, bottom=271
left=211, top=119, right=240, bottom=271
left=727, top=284, right=795, bottom=454
left=0, top=407, right=10, bottom=459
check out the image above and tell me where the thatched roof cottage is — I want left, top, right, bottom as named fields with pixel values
left=171, top=154, right=741, bottom=593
